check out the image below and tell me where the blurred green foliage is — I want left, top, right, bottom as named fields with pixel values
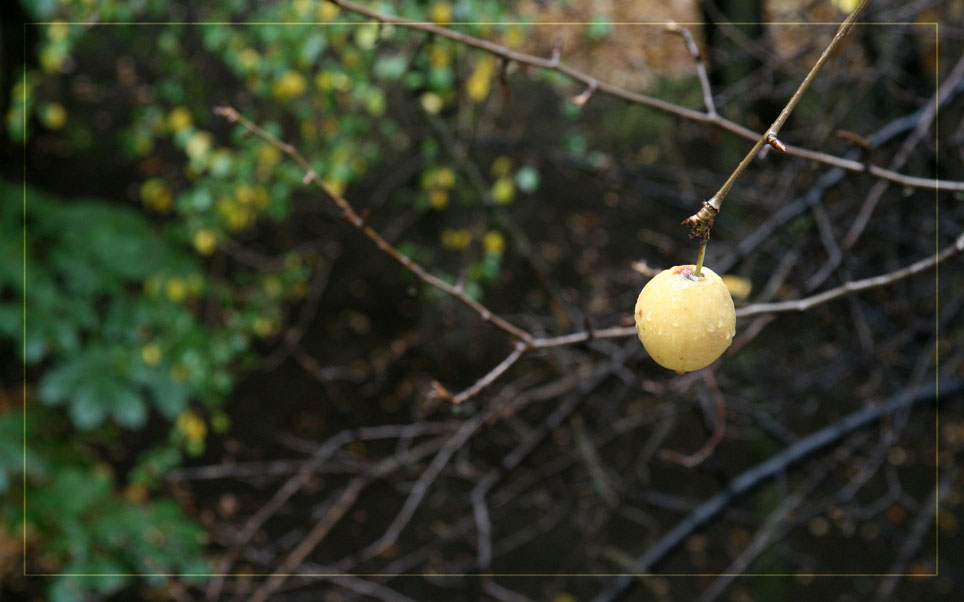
left=0, top=0, right=625, bottom=598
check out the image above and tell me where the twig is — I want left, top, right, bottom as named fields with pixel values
left=696, top=435, right=867, bottom=602
left=261, top=256, right=335, bottom=371
left=685, top=0, right=871, bottom=239
left=874, top=459, right=962, bottom=601
left=202, top=422, right=453, bottom=600
left=466, top=228, right=963, bottom=359
left=805, top=54, right=964, bottom=289
left=572, top=413, right=619, bottom=505
left=245, top=437, right=446, bottom=602
left=592, top=379, right=964, bottom=602
left=666, top=22, right=716, bottom=116
left=451, top=341, right=527, bottom=404
left=659, top=369, right=727, bottom=467
left=214, top=106, right=534, bottom=346
left=329, top=0, right=964, bottom=193
left=735, top=231, right=964, bottom=316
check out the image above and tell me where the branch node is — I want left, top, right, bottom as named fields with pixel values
left=765, top=132, right=787, bottom=152
left=214, top=105, right=239, bottom=123
left=497, top=57, right=510, bottom=99
left=548, top=40, right=562, bottom=67
left=571, top=80, right=597, bottom=107
left=358, top=208, right=371, bottom=227
left=682, top=201, right=718, bottom=241
left=430, top=380, right=455, bottom=403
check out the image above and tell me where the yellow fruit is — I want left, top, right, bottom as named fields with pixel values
left=634, top=265, right=736, bottom=374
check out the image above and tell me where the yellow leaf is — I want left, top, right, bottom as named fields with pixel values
left=491, top=176, right=515, bottom=205
left=165, top=277, right=188, bottom=303
left=141, top=343, right=162, bottom=366
left=429, top=189, right=449, bottom=210
left=721, top=274, right=752, bottom=301
left=421, top=92, right=444, bottom=114
left=193, top=229, right=217, bottom=256
left=167, top=106, right=193, bottom=133
left=430, top=2, right=453, bottom=25
left=40, top=103, right=66, bottom=130
left=483, top=230, right=505, bottom=255
left=272, top=70, right=307, bottom=101
left=466, top=72, right=491, bottom=103
left=831, top=0, right=861, bottom=12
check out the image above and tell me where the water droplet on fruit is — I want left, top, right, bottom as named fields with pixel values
left=672, top=321, right=679, bottom=328
left=707, top=324, right=715, bottom=333
left=717, top=320, right=723, bottom=328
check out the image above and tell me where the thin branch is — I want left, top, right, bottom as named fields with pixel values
left=736, top=230, right=964, bottom=316
left=874, top=459, right=963, bottom=601
left=592, top=379, right=964, bottom=602
left=214, top=106, right=534, bottom=346
left=659, top=369, right=727, bottom=467
left=203, top=422, right=453, bottom=600
left=697, top=436, right=867, bottom=602
left=330, top=0, right=964, bottom=193
left=666, top=22, right=716, bottom=116
left=688, top=0, right=871, bottom=236
left=490, top=228, right=962, bottom=353
left=846, top=54, right=964, bottom=248
left=450, top=341, right=527, bottom=404
left=245, top=437, right=446, bottom=602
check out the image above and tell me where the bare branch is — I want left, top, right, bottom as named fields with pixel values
left=214, top=106, right=534, bottom=345
left=592, top=379, right=964, bottom=602
left=659, top=370, right=727, bottom=467
left=245, top=437, right=447, bottom=602
left=737, top=231, right=964, bottom=317
left=874, top=459, right=962, bottom=600
left=666, top=22, right=716, bottom=116
left=330, top=0, right=964, bottom=193
left=846, top=53, right=964, bottom=250
left=452, top=341, right=527, bottom=404
left=689, top=0, right=871, bottom=236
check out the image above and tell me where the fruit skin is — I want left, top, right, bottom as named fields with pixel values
left=634, top=265, right=736, bottom=373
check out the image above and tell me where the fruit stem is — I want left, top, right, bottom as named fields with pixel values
left=692, top=239, right=707, bottom=280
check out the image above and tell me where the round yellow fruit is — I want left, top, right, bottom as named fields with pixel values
left=634, top=265, right=736, bottom=374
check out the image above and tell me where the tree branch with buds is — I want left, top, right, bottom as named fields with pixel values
left=684, top=0, right=870, bottom=277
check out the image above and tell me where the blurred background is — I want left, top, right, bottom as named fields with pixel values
left=2, top=0, right=963, bottom=600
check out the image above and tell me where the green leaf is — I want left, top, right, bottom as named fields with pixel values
left=515, top=165, right=540, bottom=193
left=112, top=389, right=148, bottom=429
